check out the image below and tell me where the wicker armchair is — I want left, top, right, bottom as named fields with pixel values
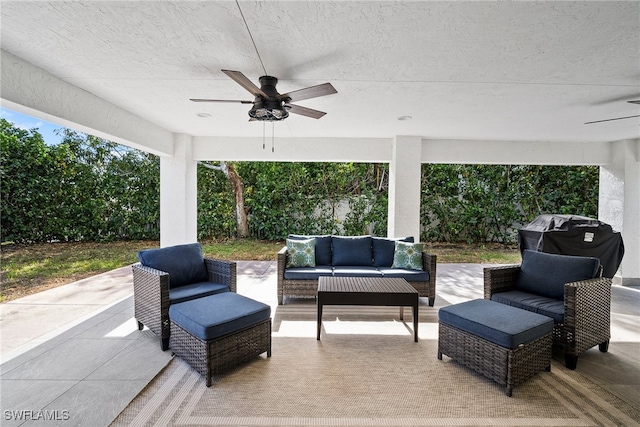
left=484, top=254, right=611, bottom=370
left=132, top=244, right=236, bottom=350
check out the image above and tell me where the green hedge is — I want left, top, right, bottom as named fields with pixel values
left=1, top=119, right=598, bottom=244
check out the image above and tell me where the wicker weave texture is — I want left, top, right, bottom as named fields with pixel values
left=483, top=264, right=611, bottom=363
left=170, top=318, right=272, bottom=387
left=438, top=322, right=552, bottom=396
left=277, top=245, right=437, bottom=306
left=132, top=257, right=238, bottom=350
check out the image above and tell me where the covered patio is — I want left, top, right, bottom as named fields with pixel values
left=1, top=1, right=638, bottom=284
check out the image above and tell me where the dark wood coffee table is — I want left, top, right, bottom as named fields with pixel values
left=317, top=276, right=419, bottom=342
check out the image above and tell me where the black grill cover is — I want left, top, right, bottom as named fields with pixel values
left=518, top=214, right=624, bottom=278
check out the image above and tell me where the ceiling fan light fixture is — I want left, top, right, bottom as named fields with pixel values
left=249, top=99, right=289, bottom=121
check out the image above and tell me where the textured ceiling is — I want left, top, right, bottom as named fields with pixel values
left=1, top=1, right=639, bottom=142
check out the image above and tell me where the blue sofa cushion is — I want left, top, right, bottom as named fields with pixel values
left=331, top=236, right=373, bottom=266
left=284, top=266, right=334, bottom=280
left=169, top=282, right=230, bottom=304
left=285, top=238, right=316, bottom=268
left=169, top=293, right=271, bottom=341
left=332, top=266, right=383, bottom=277
left=372, top=237, right=414, bottom=267
left=137, top=243, right=208, bottom=288
left=288, top=234, right=332, bottom=265
left=378, top=268, right=429, bottom=282
left=516, top=250, right=600, bottom=300
left=491, top=290, right=564, bottom=323
left=438, top=299, right=554, bottom=349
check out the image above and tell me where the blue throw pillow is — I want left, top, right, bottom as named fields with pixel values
left=516, top=250, right=600, bottom=300
left=331, top=236, right=373, bottom=266
left=137, top=243, right=209, bottom=288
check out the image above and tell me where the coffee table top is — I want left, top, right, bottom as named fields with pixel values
left=318, top=276, right=418, bottom=294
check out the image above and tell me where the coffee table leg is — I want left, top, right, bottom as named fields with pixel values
left=413, top=301, right=419, bottom=342
left=317, top=301, right=323, bottom=340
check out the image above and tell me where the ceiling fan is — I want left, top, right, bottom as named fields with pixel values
left=190, top=69, right=337, bottom=122
left=585, top=100, right=640, bottom=124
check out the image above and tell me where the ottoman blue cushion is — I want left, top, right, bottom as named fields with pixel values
left=138, top=243, right=208, bottom=288
left=169, top=293, right=271, bottom=341
left=439, top=299, right=554, bottom=349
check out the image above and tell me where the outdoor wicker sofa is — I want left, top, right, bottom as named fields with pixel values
left=277, top=235, right=437, bottom=306
left=484, top=249, right=611, bottom=370
left=132, top=243, right=236, bottom=350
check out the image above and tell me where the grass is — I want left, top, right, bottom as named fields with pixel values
left=0, top=239, right=520, bottom=303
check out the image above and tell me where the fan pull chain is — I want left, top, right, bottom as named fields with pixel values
left=272, top=122, right=275, bottom=152
left=262, top=122, right=266, bottom=149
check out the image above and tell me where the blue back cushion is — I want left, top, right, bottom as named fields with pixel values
left=372, top=237, right=414, bottom=267
left=137, top=243, right=209, bottom=288
left=331, top=236, right=373, bottom=266
left=288, top=234, right=332, bottom=265
left=516, top=250, right=600, bottom=300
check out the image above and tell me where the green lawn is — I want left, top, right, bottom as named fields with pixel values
left=0, top=239, right=520, bottom=303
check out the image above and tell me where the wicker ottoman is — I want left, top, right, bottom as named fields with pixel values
left=169, top=292, right=272, bottom=386
left=438, top=299, right=553, bottom=396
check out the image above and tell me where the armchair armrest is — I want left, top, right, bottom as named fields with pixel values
left=563, top=276, right=612, bottom=354
left=205, top=258, right=237, bottom=293
left=483, top=265, right=521, bottom=300
left=132, top=263, right=171, bottom=348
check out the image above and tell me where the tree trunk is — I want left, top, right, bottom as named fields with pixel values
left=226, top=163, right=249, bottom=238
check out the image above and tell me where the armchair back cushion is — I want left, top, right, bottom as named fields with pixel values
left=331, top=236, right=373, bottom=266
left=137, top=243, right=209, bottom=288
left=516, top=250, right=600, bottom=300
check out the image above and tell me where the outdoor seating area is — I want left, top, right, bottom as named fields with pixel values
left=1, top=260, right=638, bottom=426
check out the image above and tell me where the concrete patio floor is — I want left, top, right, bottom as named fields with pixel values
left=0, top=262, right=638, bottom=426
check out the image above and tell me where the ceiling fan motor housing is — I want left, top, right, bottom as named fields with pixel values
left=248, top=76, right=289, bottom=121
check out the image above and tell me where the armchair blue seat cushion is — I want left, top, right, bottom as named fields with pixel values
left=169, top=282, right=230, bottom=304
left=516, top=250, right=600, bottom=300
left=491, top=290, right=564, bottom=323
left=137, top=243, right=209, bottom=288
left=169, top=292, right=271, bottom=341
left=331, top=236, right=373, bottom=266
left=372, top=236, right=414, bottom=267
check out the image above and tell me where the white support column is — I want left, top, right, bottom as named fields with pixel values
left=387, top=136, right=422, bottom=239
left=599, top=139, right=640, bottom=286
left=160, top=134, right=198, bottom=248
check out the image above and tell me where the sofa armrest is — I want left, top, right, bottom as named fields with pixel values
left=277, top=246, right=288, bottom=304
left=205, top=258, right=237, bottom=293
left=483, top=265, right=520, bottom=299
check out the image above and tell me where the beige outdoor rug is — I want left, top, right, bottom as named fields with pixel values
left=111, top=305, right=640, bottom=427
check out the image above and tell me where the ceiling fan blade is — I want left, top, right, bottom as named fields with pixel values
left=286, top=103, right=327, bottom=119
left=222, top=69, right=269, bottom=98
left=628, top=100, right=640, bottom=105
left=190, top=98, right=253, bottom=104
left=585, top=114, right=640, bottom=124
left=280, top=83, right=337, bottom=103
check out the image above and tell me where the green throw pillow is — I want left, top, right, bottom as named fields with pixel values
left=286, top=238, right=316, bottom=268
left=391, top=241, right=424, bottom=271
